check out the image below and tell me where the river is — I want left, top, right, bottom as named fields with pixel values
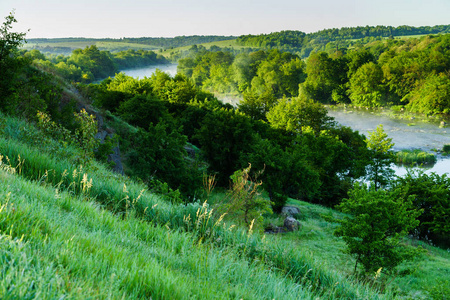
left=327, top=107, right=450, bottom=176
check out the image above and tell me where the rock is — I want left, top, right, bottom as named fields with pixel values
left=95, top=129, right=124, bottom=175
left=264, top=223, right=285, bottom=234
left=109, top=143, right=124, bottom=175
left=281, top=206, right=300, bottom=217
left=284, top=217, right=301, bottom=232
left=95, top=130, right=108, bottom=142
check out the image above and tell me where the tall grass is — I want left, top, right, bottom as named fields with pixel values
left=0, top=166, right=318, bottom=299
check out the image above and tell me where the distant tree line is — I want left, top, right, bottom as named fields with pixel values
left=121, top=35, right=236, bottom=49
left=237, top=24, right=450, bottom=57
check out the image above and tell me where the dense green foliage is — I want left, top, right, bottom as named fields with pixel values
left=0, top=12, right=28, bottom=107
left=392, top=170, right=450, bottom=245
left=334, top=183, right=422, bottom=274
left=178, top=49, right=306, bottom=97
left=301, top=35, right=450, bottom=115
left=84, top=69, right=371, bottom=207
left=0, top=12, right=77, bottom=126
left=1, top=12, right=450, bottom=298
left=177, top=33, right=450, bottom=115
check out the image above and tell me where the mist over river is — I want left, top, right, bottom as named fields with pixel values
left=121, top=64, right=178, bottom=78
left=327, top=107, right=450, bottom=176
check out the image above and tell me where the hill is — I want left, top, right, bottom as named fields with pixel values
left=1, top=111, right=449, bottom=299
left=2, top=12, right=450, bottom=299
left=23, top=36, right=237, bottom=55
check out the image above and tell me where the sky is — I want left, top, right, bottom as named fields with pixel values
left=1, top=0, right=450, bottom=38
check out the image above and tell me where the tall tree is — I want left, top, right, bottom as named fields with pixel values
left=365, top=124, right=395, bottom=190
left=0, top=11, right=28, bottom=109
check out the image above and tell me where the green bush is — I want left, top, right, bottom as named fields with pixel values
left=220, top=164, right=272, bottom=227
left=393, top=170, right=450, bottom=245
left=334, top=183, right=422, bottom=274
left=395, top=149, right=437, bottom=165
left=443, top=144, right=450, bottom=154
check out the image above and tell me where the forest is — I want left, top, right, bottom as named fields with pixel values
left=1, top=11, right=449, bottom=299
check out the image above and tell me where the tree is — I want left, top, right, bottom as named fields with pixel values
left=365, top=124, right=395, bottom=190
left=248, top=136, right=320, bottom=212
left=302, top=52, right=341, bottom=103
left=405, top=73, right=450, bottom=115
left=334, top=183, right=421, bottom=275
left=117, top=94, right=170, bottom=129
left=68, top=45, right=117, bottom=80
left=348, top=62, right=386, bottom=107
left=392, top=170, right=450, bottom=246
left=0, top=11, right=28, bottom=108
left=238, top=90, right=277, bottom=121
left=221, top=164, right=272, bottom=227
left=127, top=120, right=200, bottom=197
left=194, top=108, right=254, bottom=185
left=266, top=95, right=334, bottom=134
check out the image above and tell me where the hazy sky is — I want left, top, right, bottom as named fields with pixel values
left=2, top=0, right=450, bottom=38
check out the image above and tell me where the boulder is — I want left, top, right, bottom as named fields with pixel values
left=264, top=223, right=285, bottom=234
left=109, top=144, right=124, bottom=175
left=281, top=206, right=300, bottom=217
left=284, top=217, right=301, bottom=232
left=95, top=129, right=124, bottom=175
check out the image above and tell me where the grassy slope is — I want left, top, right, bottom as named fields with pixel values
left=0, top=110, right=448, bottom=299
left=0, top=114, right=389, bottom=299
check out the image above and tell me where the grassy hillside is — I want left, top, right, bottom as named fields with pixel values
left=1, top=109, right=449, bottom=299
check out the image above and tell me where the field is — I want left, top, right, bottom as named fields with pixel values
left=23, top=39, right=161, bottom=54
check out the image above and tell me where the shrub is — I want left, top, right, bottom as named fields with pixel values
left=395, top=149, right=437, bottom=165
left=220, top=164, right=272, bottom=227
left=443, top=144, right=450, bottom=154
left=73, top=109, right=100, bottom=161
left=334, top=183, right=422, bottom=275
left=392, top=170, right=450, bottom=246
